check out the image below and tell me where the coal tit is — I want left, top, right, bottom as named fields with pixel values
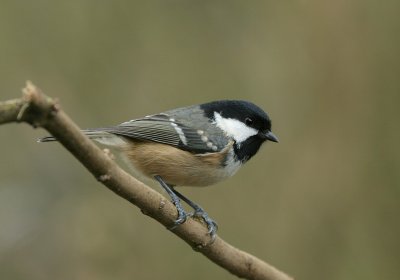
left=40, top=100, right=278, bottom=239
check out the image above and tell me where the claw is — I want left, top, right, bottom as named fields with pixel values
left=168, top=202, right=188, bottom=230
left=192, top=209, right=218, bottom=240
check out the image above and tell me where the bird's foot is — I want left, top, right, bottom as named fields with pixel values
left=154, top=175, right=188, bottom=229
left=169, top=199, right=188, bottom=229
left=189, top=207, right=218, bottom=240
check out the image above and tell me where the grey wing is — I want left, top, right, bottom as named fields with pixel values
left=95, top=114, right=226, bottom=154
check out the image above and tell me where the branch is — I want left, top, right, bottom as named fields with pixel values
left=0, top=82, right=293, bottom=280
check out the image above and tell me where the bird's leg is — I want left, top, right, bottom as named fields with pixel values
left=172, top=188, right=218, bottom=240
left=154, top=176, right=217, bottom=239
left=154, top=175, right=187, bottom=228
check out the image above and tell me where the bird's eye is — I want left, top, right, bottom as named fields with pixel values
left=245, top=117, right=253, bottom=126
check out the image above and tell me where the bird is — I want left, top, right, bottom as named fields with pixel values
left=39, top=100, right=278, bottom=239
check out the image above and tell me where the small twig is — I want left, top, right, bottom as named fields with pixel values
left=0, top=81, right=293, bottom=280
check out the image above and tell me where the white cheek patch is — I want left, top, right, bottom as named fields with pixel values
left=213, top=112, right=258, bottom=143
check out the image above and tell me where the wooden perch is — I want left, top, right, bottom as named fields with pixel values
left=0, top=81, right=293, bottom=280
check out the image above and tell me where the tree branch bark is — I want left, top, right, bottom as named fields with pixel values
left=0, top=81, right=293, bottom=280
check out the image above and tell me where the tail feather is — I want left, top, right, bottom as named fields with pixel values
left=38, top=129, right=125, bottom=147
left=37, top=136, right=57, bottom=142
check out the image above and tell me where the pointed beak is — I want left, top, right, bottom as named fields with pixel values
left=264, top=131, right=279, bottom=143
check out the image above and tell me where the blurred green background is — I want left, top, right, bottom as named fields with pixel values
left=1, top=1, right=399, bottom=279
